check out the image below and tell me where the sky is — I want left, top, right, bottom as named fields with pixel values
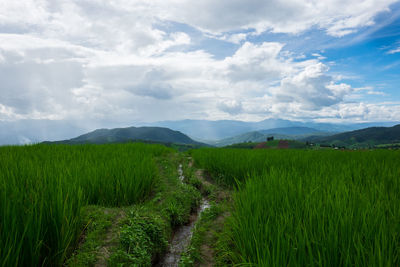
left=1, top=0, right=400, bottom=129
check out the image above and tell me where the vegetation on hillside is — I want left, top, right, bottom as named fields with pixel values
left=224, top=139, right=308, bottom=149
left=210, top=127, right=332, bottom=147
left=45, top=126, right=206, bottom=146
left=305, top=124, right=400, bottom=148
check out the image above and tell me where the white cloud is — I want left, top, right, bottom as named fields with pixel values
left=327, top=102, right=400, bottom=122
left=312, top=53, right=327, bottom=60
left=224, top=42, right=289, bottom=83
left=0, top=0, right=189, bottom=57
left=0, top=0, right=399, bottom=135
left=1, top=0, right=396, bottom=47
left=352, top=86, right=387, bottom=97
left=218, top=100, right=243, bottom=115
left=0, top=49, right=84, bottom=116
left=269, top=62, right=352, bottom=110
left=0, top=0, right=49, bottom=27
left=156, top=0, right=398, bottom=37
left=218, top=33, right=248, bottom=44
left=0, top=34, right=394, bottom=123
left=388, top=47, right=400, bottom=54
left=367, top=91, right=387, bottom=96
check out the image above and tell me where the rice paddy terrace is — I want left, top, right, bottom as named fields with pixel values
left=1, top=143, right=399, bottom=266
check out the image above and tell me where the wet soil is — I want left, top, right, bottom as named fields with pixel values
left=156, top=163, right=210, bottom=267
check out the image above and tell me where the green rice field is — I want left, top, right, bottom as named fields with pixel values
left=0, top=143, right=170, bottom=266
left=1, top=144, right=399, bottom=266
left=191, top=148, right=400, bottom=266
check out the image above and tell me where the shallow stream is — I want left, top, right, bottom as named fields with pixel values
left=156, top=163, right=209, bottom=267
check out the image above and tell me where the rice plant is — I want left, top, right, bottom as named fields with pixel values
left=192, top=148, right=400, bottom=266
left=0, top=143, right=170, bottom=266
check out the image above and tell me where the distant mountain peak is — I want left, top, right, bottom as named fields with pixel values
left=44, top=126, right=206, bottom=146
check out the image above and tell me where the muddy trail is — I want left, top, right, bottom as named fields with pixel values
left=156, top=162, right=210, bottom=267
left=95, top=210, right=126, bottom=267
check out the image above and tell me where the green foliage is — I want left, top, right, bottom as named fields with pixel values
left=110, top=207, right=167, bottom=267
left=163, top=183, right=201, bottom=228
left=307, top=124, right=400, bottom=147
left=224, top=142, right=258, bottom=149
left=0, top=143, right=170, bottom=266
left=375, top=142, right=400, bottom=149
left=192, top=148, right=400, bottom=266
left=287, top=140, right=308, bottom=149
left=66, top=206, right=117, bottom=267
left=186, top=176, right=203, bottom=190
left=109, top=154, right=202, bottom=266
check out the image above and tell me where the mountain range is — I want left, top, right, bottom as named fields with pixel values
left=143, top=119, right=398, bottom=140
left=210, top=127, right=332, bottom=147
left=36, top=123, right=400, bottom=149
left=304, top=124, right=400, bottom=147
left=1, top=118, right=399, bottom=145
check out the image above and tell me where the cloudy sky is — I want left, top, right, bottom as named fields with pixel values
left=1, top=0, right=400, bottom=129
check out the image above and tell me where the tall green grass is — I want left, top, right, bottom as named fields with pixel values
left=0, top=143, right=170, bottom=266
left=192, top=148, right=400, bottom=266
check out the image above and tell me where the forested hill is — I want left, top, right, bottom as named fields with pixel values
left=305, top=124, right=400, bottom=147
left=45, top=126, right=206, bottom=146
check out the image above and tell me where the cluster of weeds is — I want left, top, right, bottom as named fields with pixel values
left=185, top=175, right=203, bottom=191
left=182, top=161, right=215, bottom=196
left=109, top=183, right=201, bottom=266
left=109, top=207, right=167, bottom=266
left=163, top=183, right=201, bottom=228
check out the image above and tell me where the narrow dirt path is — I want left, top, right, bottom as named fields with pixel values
left=94, top=210, right=126, bottom=267
left=192, top=167, right=231, bottom=267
